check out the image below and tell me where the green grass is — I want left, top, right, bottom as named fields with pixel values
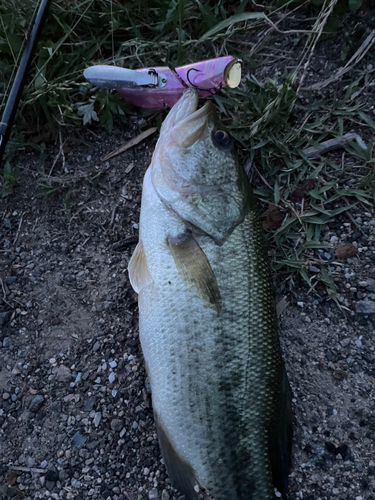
left=1, top=0, right=375, bottom=293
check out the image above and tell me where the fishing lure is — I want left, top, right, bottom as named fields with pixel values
left=83, top=56, right=241, bottom=109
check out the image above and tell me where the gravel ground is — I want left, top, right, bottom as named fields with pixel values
left=1, top=123, right=375, bottom=500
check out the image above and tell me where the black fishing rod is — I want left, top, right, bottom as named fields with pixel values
left=0, top=0, right=53, bottom=166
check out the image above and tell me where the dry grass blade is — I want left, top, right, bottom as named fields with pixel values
left=276, top=296, right=289, bottom=317
left=303, top=133, right=367, bottom=158
left=102, top=127, right=157, bottom=161
left=308, top=28, right=375, bottom=90
left=295, top=0, right=339, bottom=93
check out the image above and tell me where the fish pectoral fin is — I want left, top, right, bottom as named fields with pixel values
left=168, top=232, right=221, bottom=312
left=154, top=412, right=200, bottom=500
left=269, top=367, right=293, bottom=497
left=128, top=241, right=152, bottom=293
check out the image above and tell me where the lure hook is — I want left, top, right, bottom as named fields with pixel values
left=186, top=68, right=216, bottom=94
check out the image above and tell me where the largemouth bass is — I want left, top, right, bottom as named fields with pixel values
left=128, top=88, right=292, bottom=500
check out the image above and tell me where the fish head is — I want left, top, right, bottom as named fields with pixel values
left=151, top=88, right=251, bottom=244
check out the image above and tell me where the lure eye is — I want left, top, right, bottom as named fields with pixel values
left=212, top=130, right=231, bottom=149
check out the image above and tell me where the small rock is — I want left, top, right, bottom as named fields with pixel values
left=59, top=469, right=68, bottom=481
left=356, top=301, right=375, bottom=314
left=46, top=480, right=55, bottom=491
left=92, top=341, right=101, bottom=352
left=45, top=466, right=59, bottom=482
left=297, top=302, right=304, bottom=308
left=149, top=488, right=158, bottom=500
left=3, top=218, right=12, bottom=229
left=2, top=337, right=11, bottom=348
left=355, top=339, right=362, bottom=348
left=161, top=490, right=170, bottom=500
left=309, top=266, right=320, bottom=273
left=110, top=419, right=123, bottom=432
left=335, top=243, right=357, bottom=259
left=55, top=364, right=72, bottom=383
left=330, top=235, right=338, bottom=244
left=71, top=431, right=87, bottom=448
left=29, top=395, right=44, bottom=413
left=109, top=361, right=117, bottom=368
left=5, top=276, right=16, bottom=285
left=71, top=478, right=82, bottom=488
left=108, top=372, right=116, bottom=383
left=93, top=411, right=102, bottom=427
left=83, top=396, right=96, bottom=412
left=366, top=278, right=375, bottom=293
left=40, top=460, right=48, bottom=469
left=3, top=392, right=10, bottom=400
left=0, top=310, right=13, bottom=326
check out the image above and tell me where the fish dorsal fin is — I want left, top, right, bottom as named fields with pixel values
left=128, top=241, right=152, bottom=293
left=154, top=411, right=199, bottom=500
left=168, top=232, right=221, bottom=312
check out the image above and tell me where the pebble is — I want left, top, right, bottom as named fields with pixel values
left=149, top=488, right=158, bottom=499
left=297, top=302, right=304, bottom=308
left=108, top=372, right=116, bottom=383
left=3, top=392, right=10, bottom=400
left=93, top=411, right=102, bottom=427
left=340, top=338, right=350, bottom=347
left=71, top=431, right=87, bottom=448
left=367, top=278, right=375, bottom=292
left=309, top=266, right=320, bottom=273
left=0, top=310, right=13, bottom=326
left=5, top=275, right=16, bottom=285
left=3, top=218, right=12, bottom=229
left=83, top=396, right=96, bottom=412
left=55, top=364, right=72, bottom=382
left=355, top=339, right=362, bottom=347
left=92, top=341, right=101, bottom=352
left=110, top=419, right=123, bottom=432
left=71, top=478, right=82, bottom=488
left=356, top=301, right=375, bottom=314
left=40, top=460, right=48, bottom=468
left=29, top=395, right=44, bottom=413
left=109, top=360, right=117, bottom=368
left=161, top=491, right=170, bottom=500
left=2, top=337, right=11, bottom=348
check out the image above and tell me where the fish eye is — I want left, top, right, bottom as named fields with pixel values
left=212, top=130, right=232, bottom=150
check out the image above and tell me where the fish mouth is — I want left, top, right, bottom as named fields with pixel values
left=170, top=88, right=213, bottom=148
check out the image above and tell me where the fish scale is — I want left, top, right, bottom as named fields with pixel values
left=128, top=88, right=292, bottom=500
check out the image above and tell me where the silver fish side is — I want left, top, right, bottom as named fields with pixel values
left=128, top=88, right=293, bottom=500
